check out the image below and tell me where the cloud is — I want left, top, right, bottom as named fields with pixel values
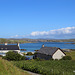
left=10, top=27, right=75, bottom=39
left=10, top=34, right=29, bottom=38
left=30, top=27, right=75, bottom=39
left=10, top=35, right=20, bottom=38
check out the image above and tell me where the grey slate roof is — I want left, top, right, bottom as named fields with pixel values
left=0, top=45, right=19, bottom=50
left=37, top=47, right=61, bottom=56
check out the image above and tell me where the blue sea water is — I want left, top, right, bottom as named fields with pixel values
left=20, top=42, right=75, bottom=52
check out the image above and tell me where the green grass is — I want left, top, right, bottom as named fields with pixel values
left=3, top=51, right=75, bottom=75
left=13, top=60, right=75, bottom=75
left=0, top=57, right=30, bottom=75
left=65, top=51, right=75, bottom=60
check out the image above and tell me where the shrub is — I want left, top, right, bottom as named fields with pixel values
left=54, top=59, right=58, bottom=61
left=34, top=52, right=37, bottom=54
left=26, top=52, right=33, bottom=55
left=2, top=56, right=6, bottom=59
left=13, top=60, right=75, bottom=75
left=2, top=51, right=25, bottom=61
left=34, top=57, right=45, bottom=61
left=35, top=57, right=41, bottom=61
left=50, top=58, right=54, bottom=60
left=21, top=56, right=26, bottom=60
left=61, top=56, right=72, bottom=60
left=22, top=53, right=26, bottom=56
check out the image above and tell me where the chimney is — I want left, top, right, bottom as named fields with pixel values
left=5, top=43, right=8, bottom=45
left=17, top=43, right=19, bottom=47
left=42, top=44, right=44, bottom=47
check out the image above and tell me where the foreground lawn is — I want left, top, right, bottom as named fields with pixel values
left=65, top=51, right=75, bottom=60
left=13, top=60, right=75, bottom=75
left=0, top=57, right=30, bottom=75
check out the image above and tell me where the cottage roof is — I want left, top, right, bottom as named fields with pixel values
left=0, top=45, right=19, bottom=50
left=37, top=47, right=64, bottom=56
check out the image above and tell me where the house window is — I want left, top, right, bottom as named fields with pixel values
left=1, top=48, right=3, bottom=50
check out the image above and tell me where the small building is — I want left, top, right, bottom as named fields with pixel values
left=0, top=43, right=20, bottom=56
left=34, top=45, right=66, bottom=60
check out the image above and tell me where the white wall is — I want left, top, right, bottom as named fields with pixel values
left=0, top=50, right=20, bottom=54
left=52, top=49, right=65, bottom=60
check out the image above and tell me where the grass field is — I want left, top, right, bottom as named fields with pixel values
left=12, top=51, right=75, bottom=75
left=65, top=51, right=75, bottom=60
left=13, top=60, right=75, bottom=75
left=0, top=57, right=30, bottom=75
left=1, top=51, right=75, bottom=75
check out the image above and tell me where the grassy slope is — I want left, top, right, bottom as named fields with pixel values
left=65, top=51, right=75, bottom=60
left=13, top=60, right=75, bottom=75
left=12, top=52, right=75, bottom=75
left=0, top=57, right=30, bottom=75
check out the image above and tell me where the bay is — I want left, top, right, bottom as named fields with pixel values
left=20, top=42, right=75, bottom=52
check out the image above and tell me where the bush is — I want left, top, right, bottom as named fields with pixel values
left=50, top=58, right=54, bottom=60
left=22, top=53, right=26, bottom=56
left=35, top=57, right=41, bottom=61
left=54, top=59, right=58, bottom=61
left=2, top=56, right=6, bottom=59
left=34, top=57, right=45, bottom=61
left=26, top=52, right=33, bottom=55
left=13, top=60, right=75, bottom=75
left=61, top=56, right=72, bottom=60
left=2, top=51, right=25, bottom=61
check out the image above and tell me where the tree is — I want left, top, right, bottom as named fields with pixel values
left=26, top=52, right=33, bottom=55
left=2, top=51, right=25, bottom=61
left=61, top=56, right=72, bottom=60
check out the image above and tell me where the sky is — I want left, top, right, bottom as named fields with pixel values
left=0, top=0, right=75, bottom=39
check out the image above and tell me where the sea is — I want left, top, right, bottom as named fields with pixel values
left=20, top=42, right=75, bottom=53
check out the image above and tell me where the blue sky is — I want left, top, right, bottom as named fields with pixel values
left=0, top=0, right=75, bottom=39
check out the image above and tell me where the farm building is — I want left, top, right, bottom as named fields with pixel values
left=34, top=44, right=66, bottom=60
left=0, top=43, right=20, bottom=56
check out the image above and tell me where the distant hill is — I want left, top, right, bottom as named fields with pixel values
left=0, top=57, right=30, bottom=75
left=0, top=38, right=75, bottom=44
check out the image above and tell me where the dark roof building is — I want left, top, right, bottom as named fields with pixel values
left=34, top=45, right=66, bottom=60
left=37, top=47, right=65, bottom=56
left=0, top=43, right=20, bottom=56
left=0, top=45, right=19, bottom=50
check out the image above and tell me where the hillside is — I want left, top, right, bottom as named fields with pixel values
left=13, top=60, right=75, bottom=75
left=0, top=38, right=75, bottom=44
left=0, top=57, right=30, bottom=75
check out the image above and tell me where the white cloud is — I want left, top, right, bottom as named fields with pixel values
left=30, top=27, right=75, bottom=39
left=10, top=34, right=29, bottom=38
left=9, top=27, right=75, bottom=39
left=10, top=35, right=19, bottom=38
left=31, top=31, right=48, bottom=36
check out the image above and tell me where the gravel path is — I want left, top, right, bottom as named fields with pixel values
left=25, top=70, right=41, bottom=75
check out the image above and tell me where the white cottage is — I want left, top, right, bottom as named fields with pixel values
left=34, top=45, right=66, bottom=60
left=0, top=43, right=20, bottom=56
